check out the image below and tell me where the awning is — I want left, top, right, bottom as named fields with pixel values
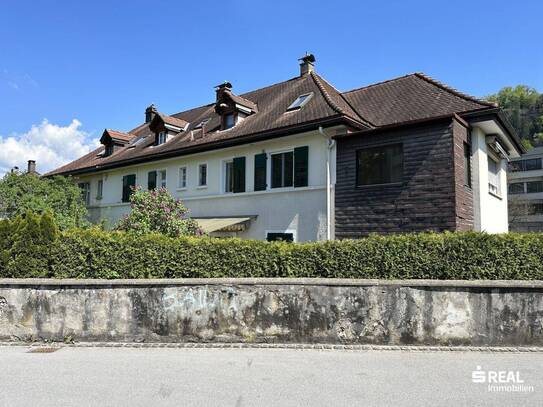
left=193, top=217, right=254, bottom=233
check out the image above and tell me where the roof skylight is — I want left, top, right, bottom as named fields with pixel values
left=286, top=92, right=313, bottom=111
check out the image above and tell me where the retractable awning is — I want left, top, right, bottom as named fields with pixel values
left=193, top=217, right=255, bottom=233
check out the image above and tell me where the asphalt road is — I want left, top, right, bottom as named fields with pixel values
left=0, top=346, right=541, bottom=406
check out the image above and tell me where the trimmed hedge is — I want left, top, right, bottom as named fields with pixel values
left=1, top=214, right=542, bottom=279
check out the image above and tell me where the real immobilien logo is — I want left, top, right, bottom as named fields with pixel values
left=472, top=366, right=534, bottom=393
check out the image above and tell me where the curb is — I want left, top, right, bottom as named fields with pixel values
left=2, top=342, right=543, bottom=353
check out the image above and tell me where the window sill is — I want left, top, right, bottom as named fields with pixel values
left=489, top=191, right=503, bottom=200
left=196, top=185, right=208, bottom=190
left=176, top=187, right=187, bottom=192
left=355, top=181, right=404, bottom=189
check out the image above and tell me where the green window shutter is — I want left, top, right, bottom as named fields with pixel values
left=122, top=174, right=136, bottom=202
left=148, top=171, right=157, bottom=190
left=233, top=156, right=246, bottom=193
left=294, top=146, right=309, bottom=187
left=254, top=153, right=267, bottom=191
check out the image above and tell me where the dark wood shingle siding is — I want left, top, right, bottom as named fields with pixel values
left=335, top=120, right=459, bottom=238
left=451, top=118, right=474, bottom=230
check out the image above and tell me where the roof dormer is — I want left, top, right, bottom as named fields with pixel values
left=100, top=129, right=134, bottom=157
left=148, top=112, right=188, bottom=146
left=214, top=82, right=257, bottom=130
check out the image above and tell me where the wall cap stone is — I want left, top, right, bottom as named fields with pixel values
left=0, top=278, right=542, bottom=289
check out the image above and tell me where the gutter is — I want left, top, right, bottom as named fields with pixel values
left=48, top=115, right=366, bottom=177
left=318, top=126, right=335, bottom=241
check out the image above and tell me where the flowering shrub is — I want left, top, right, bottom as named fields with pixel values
left=115, top=187, right=203, bottom=237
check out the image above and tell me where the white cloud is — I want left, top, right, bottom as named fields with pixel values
left=0, top=119, right=100, bottom=176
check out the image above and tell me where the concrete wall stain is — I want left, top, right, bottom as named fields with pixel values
left=0, top=283, right=542, bottom=345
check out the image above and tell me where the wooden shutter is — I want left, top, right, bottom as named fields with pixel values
left=122, top=174, right=136, bottom=202
left=294, top=146, right=308, bottom=187
left=233, top=156, right=246, bottom=193
left=254, top=153, right=267, bottom=191
left=148, top=171, right=157, bottom=190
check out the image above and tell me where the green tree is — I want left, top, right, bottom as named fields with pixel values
left=0, top=171, right=88, bottom=230
left=115, top=186, right=203, bottom=237
left=486, top=85, right=543, bottom=149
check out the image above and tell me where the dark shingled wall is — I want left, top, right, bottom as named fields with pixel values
left=335, top=119, right=473, bottom=238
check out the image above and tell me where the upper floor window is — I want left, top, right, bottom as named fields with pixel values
left=178, top=167, right=187, bottom=189
left=464, top=142, right=471, bottom=188
left=270, top=147, right=308, bottom=189
left=198, top=164, right=207, bottom=187
left=157, top=131, right=167, bottom=145
left=527, top=181, right=543, bottom=194
left=271, top=151, right=293, bottom=188
left=148, top=170, right=167, bottom=190
left=224, top=113, right=235, bottom=130
left=356, top=144, right=403, bottom=186
left=96, top=180, right=103, bottom=200
left=104, top=144, right=114, bottom=157
left=509, top=158, right=542, bottom=172
left=78, top=182, right=90, bottom=206
left=122, top=174, right=136, bottom=202
left=509, top=182, right=525, bottom=195
left=225, top=160, right=234, bottom=193
left=488, top=158, right=501, bottom=196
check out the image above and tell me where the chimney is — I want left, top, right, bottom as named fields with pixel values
left=215, top=81, right=232, bottom=100
left=145, top=104, right=157, bottom=123
left=27, top=160, right=36, bottom=174
left=299, top=53, right=316, bottom=76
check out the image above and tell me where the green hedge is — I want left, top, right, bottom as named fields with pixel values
left=1, top=214, right=543, bottom=280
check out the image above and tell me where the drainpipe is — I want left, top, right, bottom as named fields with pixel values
left=318, top=126, right=335, bottom=241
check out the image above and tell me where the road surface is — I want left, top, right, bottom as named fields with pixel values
left=0, top=346, right=541, bottom=406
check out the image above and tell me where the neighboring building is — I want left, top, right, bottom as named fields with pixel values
left=47, top=55, right=524, bottom=241
left=507, top=147, right=543, bottom=231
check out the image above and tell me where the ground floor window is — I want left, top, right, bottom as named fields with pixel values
left=266, top=231, right=295, bottom=242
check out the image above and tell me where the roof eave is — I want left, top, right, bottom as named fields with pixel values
left=48, top=115, right=366, bottom=177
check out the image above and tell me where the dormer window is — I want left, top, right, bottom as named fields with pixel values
left=287, top=92, right=313, bottom=111
left=104, top=144, right=114, bottom=157
left=224, top=113, right=235, bottom=130
left=157, top=131, right=167, bottom=145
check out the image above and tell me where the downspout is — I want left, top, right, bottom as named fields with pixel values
left=318, top=126, right=335, bottom=241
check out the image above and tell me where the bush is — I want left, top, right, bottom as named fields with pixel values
left=1, top=220, right=543, bottom=280
left=114, top=187, right=202, bottom=237
left=0, top=171, right=88, bottom=230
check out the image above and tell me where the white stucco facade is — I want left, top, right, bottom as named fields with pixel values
left=76, top=129, right=338, bottom=242
left=470, top=126, right=509, bottom=233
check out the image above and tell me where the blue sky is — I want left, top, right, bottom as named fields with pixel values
left=0, top=0, right=542, bottom=174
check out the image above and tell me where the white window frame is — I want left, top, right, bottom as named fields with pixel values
left=222, top=158, right=234, bottom=194
left=286, top=92, right=314, bottom=111
left=268, top=148, right=295, bottom=190
left=79, top=182, right=91, bottom=206
left=224, top=113, right=235, bottom=130
left=96, top=179, right=103, bottom=200
left=158, top=169, right=167, bottom=189
left=487, top=155, right=501, bottom=198
left=197, top=163, right=208, bottom=188
left=265, top=229, right=297, bottom=242
left=157, top=131, right=167, bottom=145
left=178, top=166, right=187, bottom=190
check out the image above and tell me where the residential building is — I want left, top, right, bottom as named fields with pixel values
left=507, top=147, right=543, bottom=231
left=47, top=55, right=524, bottom=241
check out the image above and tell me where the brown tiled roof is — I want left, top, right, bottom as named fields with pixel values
left=47, top=70, right=499, bottom=176
left=342, top=73, right=494, bottom=127
left=104, top=129, right=135, bottom=143
left=156, top=113, right=188, bottom=130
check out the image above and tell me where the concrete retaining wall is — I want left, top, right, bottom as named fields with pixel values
left=0, top=279, right=542, bottom=346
